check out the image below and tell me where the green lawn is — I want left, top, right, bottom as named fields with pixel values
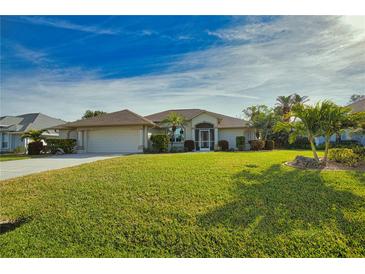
left=0, top=154, right=31, bottom=161
left=0, top=150, right=364, bottom=257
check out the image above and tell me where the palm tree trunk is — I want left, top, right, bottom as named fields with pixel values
left=170, top=125, right=176, bottom=152
left=308, top=134, right=319, bottom=162
left=323, top=135, right=330, bottom=163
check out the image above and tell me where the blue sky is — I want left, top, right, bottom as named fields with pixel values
left=1, top=16, right=364, bottom=120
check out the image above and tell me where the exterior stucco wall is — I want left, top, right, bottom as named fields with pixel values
left=315, top=131, right=365, bottom=146
left=219, top=128, right=256, bottom=149
left=191, top=113, right=218, bottom=127
left=59, top=130, right=77, bottom=139
left=184, top=121, right=192, bottom=140
left=11, top=134, right=24, bottom=150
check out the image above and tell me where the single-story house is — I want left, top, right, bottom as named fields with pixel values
left=315, top=98, right=365, bottom=146
left=54, top=109, right=256, bottom=153
left=0, top=113, right=66, bottom=153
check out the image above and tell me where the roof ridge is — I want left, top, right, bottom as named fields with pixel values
left=123, top=109, right=156, bottom=125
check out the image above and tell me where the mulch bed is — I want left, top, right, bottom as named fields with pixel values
left=285, top=160, right=365, bottom=171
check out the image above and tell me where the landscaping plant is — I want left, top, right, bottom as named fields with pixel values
left=218, top=140, right=229, bottom=151
left=236, top=136, right=245, bottom=151
left=21, top=129, right=46, bottom=155
left=162, top=112, right=186, bottom=152
left=150, top=134, right=169, bottom=153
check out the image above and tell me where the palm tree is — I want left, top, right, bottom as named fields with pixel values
left=162, top=112, right=185, bottom=151
left=274, top=103, right=322, bottom=161
left=21, top=129, right=45, bottom=142
left=276, top=95, right=293, bottom=121
left=319, top=101, right=352, bottom=162
left=291, top=93, right=309, bottom=105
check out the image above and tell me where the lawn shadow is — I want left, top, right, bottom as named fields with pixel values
left=0, top=217, right=29, bottom=235
left=198, top=164, right=365, bottom=239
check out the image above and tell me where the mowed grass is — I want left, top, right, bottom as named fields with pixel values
left=0, top=154, right=31, bottom=161
left=0, top=150, right=364, bottom=257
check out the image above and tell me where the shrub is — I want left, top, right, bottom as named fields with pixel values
left=335, top=140, right=360, bottom=147
left=46, top=139, right=77, bottom=154
left=287, top=137, right=310, bottom=149
left=27, top=141, right=44, bottom=155
left=249, top=140, right=265, bottom=151
left=352, top=146, right=365, bottom=159
left=218, top=140, right=229, bottom=151
left=184, top=140, right=195, bottom=152
left=264, top=140, right=275, bottom=150
left=150, top=134, right=169, bottom=153
left=328, top=148, right=361, bottom=167
left=236, top=136, right=245, bottom=151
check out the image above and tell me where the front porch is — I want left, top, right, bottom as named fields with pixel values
left=192, top=122, right=217, bottom=151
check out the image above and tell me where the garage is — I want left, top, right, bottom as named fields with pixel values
left=87, top=127, right=142, bottom=153
left=54, top=109, right=156, bottom=154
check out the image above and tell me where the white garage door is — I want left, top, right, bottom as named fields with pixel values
left=87, top=127, right=142, bottom=153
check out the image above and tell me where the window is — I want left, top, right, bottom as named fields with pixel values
left=1, top=133, right=9, bottom=148
left=170, top=127, right=184, bottom=143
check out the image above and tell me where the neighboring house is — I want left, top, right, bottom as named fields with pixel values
left=55, top=109, right=256, bottom=153
left=315, top=98, right=365, bottom=146
left=0, top=113, right=65, bottom=153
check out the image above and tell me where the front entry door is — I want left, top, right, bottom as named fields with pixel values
left=200, top=130, right=210, bottom=151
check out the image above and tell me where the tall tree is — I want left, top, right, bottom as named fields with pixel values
left=82, top=110, right=107, bottom=119
left=243, top=105, right=268, bottom=138
left=291, top=93, right=309, bottom=105
left=276, top=95, right=293, bottom=121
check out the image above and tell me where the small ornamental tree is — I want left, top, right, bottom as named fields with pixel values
left=21, top=129, right=46, bottom=155
left=274, top=103, right=322, bottom=161
left=162, top=112, right=186, bottom=152
left=236, top=136, right=245, bottom=151
left=21, top=129, right=45, bottom=143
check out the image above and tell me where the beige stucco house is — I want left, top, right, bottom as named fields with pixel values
left=55, top=109, right=256, bottom=153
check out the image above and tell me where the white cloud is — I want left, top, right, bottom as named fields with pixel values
left=20, top=16, right=118, bottom=35
left=1, top=16, right=364, bottom=121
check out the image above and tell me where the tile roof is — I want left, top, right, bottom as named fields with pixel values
left=145, top=109, right=249, bottom=128
left=55, top=109, right=157, bottom=129
left=0, top=113, right=65, bottom=132
left=347, top=98, right=365, bottom=113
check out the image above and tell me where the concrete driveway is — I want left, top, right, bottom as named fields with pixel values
left=0, top=153, right=123, bottom=181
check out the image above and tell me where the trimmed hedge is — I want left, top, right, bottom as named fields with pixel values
left=150, top=134, right=169, bottom=153
left=328, top=148, right=361, bottom=167
left=27, top=141, right=44, bottom=155
left=249, top=140, right=265, bottom=151
left=236, top=136, right=245, bottom=151
left=264, top=140, right=275, bottom=150
left=218, top=140, right=229, bottom=151
left=46, top=139, right=77, bottom=154
left=184, top=140, right=195, bottom=152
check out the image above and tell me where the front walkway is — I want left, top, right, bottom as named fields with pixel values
left=0, top=153, right=123, bottom=181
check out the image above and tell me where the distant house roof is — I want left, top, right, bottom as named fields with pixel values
left=145, top=109, right=249, bottom=128
left=0, top=113, right=65, bottom=132
left=347, top=98, right=365, bottom=113
left=55, top=109, right=157, bottom=129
